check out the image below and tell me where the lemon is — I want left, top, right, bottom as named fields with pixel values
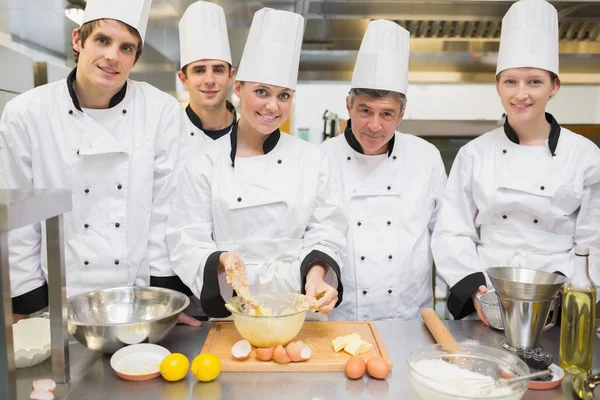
left=160, top=353, right=190, bottom=382
left=191, top=353, right=221, bottom=382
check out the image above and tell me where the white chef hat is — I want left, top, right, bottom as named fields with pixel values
left=179, top=1, right=232, bottom=69
left=82, top=0, right=152, bottom=42
left=351, top=19, right=410, bottom=95
left=235, top=8, right=304, bottom=90
left=496, top=0, right=559, bottom=75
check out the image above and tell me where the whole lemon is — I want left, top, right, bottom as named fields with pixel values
left=191, top=353, right=221, bottom=382
left=160, top=353, right=190, bottom=382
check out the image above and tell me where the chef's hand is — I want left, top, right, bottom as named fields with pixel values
left=177, top=312, right=202, bottom=327
left=472, top=285, right=490, bottom=326
left=305, top=265, right=338, bottom=316
left=219, top=252, right=259, bottom=308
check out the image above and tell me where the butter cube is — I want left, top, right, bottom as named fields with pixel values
left=357, top=341, right=373, bottom=355
left=332, top=333, right=360, bottom=353
left=332, top=336, right=348, bottom=352
left=343, top=335, right=364, bottom=356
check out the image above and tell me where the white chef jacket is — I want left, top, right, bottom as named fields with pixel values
left=432, top=113, right=600, bottom=319
left=0, top=68, right=186, bottom=312
left=322, top=123, right=447, bottom=321
left=166, top=125, right=347, bottom=317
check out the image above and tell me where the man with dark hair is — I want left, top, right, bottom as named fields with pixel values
left=0, top=0, right=199, bottom=326
left=177, top=1, right=236, bottom=145
left=322, top=20, right=447, bottom=321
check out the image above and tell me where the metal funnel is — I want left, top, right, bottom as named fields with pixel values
left=486, top=267, right=566, bottom=301
left=485, top=267, right=566, bottom=349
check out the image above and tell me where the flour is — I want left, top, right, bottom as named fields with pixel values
left=410, top=359, right=521, bottom=398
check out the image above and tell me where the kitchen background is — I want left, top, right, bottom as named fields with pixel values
left=1, top=0, right=599, bottom=318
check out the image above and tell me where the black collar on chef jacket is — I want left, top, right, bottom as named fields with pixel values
left=186, top=100, right=237, bottom=140
left=343, top=119, right=395, bottom=157
left=229, top=122, right=281, bottom=167
left=504, top=112, right=561, bottom=156
left=66, top=67, right=127, bottom=112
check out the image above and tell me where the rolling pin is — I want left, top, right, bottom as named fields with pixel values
left=421, top=308, right=461, bottom=353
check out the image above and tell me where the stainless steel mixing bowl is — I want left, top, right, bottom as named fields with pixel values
left=68, top=286, right=189, bottom=353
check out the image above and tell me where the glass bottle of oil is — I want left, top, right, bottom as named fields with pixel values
left=559, top=245, right=596, bottom=375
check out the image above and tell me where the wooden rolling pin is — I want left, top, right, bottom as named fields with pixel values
left=421, top=308, right=461, bottom=353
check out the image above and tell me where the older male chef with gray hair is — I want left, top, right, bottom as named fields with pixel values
left=0, top=0, right=198, bottom=324
left=322, top=20, right=447, bottom=321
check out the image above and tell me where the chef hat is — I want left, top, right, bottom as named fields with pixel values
left=235, top=8, right=304, bottom=90
left=351, top=19, right=410, bottom=94
left=82, top=0, right=152, bottom=42
left=496, top=0, right=559, bottom=75
left=179, top=1, right=232, bottom=69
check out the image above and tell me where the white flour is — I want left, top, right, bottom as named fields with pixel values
left=411, top=359, right=520, bottom=398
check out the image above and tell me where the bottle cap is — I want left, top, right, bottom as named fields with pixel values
left=575, top=245, right=590, bottom=256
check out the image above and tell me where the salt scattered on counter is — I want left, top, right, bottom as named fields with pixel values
left=411, top=359, right=518, bottom=397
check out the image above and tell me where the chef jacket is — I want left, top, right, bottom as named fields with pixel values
left=165, top=124, right=347, bottom=317
left=0, top=68, right=186, bottom=313
left=183, top=100, right=237, bottom=145
left=322, top=121, right=446, bottom=321
left=432, top=113, right=600, bottom=319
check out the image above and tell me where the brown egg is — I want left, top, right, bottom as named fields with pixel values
left=366, top=356, right=390, bottom=380
left=286, top=341, right=303, bottom=362
left=345, top=356, right=366, bottom=380
left=272, top=345, right=291, bottom=364
left=255, top=347, right=274, bottom=362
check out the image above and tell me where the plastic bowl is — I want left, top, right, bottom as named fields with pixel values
left=226, top=292, right=307, bottom=348
left=407, top=343, right=530, bottom=400
left=477, top=289, right=504, bottom=330
left=13, top=318, right=51, bottom=368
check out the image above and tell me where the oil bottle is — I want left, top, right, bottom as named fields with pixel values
left=559, top=245, right=597, bottom=375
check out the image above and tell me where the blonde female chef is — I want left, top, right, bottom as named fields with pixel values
left=166, top=8, right=347, bottom=318
left=432, top=0, right=600, bottom=322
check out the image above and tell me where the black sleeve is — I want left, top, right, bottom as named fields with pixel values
left=447, top=272, right=486, bottom=319
left=12, top=283, right=48, bottom=315
left=300, top=250, right=343, bottom=307
left=200, top=251, right=229, bottom=318
left=150, top=275, right=193, bottom=296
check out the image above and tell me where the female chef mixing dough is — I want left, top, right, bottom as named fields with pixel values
left=166, top=8, right=347, bottom=318
left=432, top=0, right=600, bottom=322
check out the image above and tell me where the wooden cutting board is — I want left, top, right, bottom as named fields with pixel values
left=200, top=321, right=392, bottom=372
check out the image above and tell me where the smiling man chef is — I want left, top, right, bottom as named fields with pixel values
left=431, top=0, right=600, bottom=322
left=0, top=0, right=199, bottom=325
left=177, top=1, right=236, bottom=146
left=322, top=20, right=447, bottom=321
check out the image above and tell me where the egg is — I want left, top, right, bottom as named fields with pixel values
left=366, top=356, right=390, bottom=380
left=286, top=341, right=303, bottom=362
left=231, top=339, right=251, bottom=361
left=272, top=345, right=291, bottom=364
left=345, top=355, right=366, bottom=379
left=255, top=347, right=274, bottom=362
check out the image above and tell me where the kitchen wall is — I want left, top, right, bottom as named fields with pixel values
left=293, top=82, right=600, bottom=144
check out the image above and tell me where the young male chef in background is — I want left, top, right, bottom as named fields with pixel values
left=0, top=0, right=200, bottom=326
left=177, top=1, right=236, bottom=146
left=432, top=0, right=600, bottom=322
left=322, top=20, right=447, bottom=321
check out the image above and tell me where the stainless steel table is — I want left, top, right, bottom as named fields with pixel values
left=16, top=320, right=600, bottom=399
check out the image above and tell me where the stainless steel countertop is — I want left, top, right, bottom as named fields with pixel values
left=16, top=320, right=600, bottom=399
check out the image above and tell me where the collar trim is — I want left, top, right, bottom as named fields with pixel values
left=343, top=119, right=395, bottom=157
left=229, top=123, right=281, bottom=167
left=503, top=112, right=561, bottom=156
left=66, top=67, right=127, bottom=112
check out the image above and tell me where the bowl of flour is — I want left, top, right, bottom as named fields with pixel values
left=407, top=343, right=529, bottom=400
